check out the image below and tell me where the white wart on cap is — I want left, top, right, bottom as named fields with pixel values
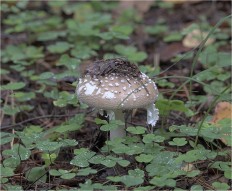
left=77, top=73, right=158, bottom=110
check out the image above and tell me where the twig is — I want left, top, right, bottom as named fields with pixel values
left=1, top=114, right=77, bottom=130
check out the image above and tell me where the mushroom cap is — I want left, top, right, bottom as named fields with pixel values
left=76, top=73, right=158, bottom=110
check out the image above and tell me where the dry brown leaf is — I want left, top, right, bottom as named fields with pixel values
left=211, top=102, right=232, bottom=145
left=159, top=42, right=190, bottom=62
left=211, top=102, right=232, bottom=123
left=182, top=29, right=215, bottom=48
left=181, top=163, right=195, bottom=172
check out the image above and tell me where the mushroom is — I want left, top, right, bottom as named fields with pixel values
left=76, top=58, right=159, bottom=140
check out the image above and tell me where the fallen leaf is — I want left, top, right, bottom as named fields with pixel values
left=181, top=163, right=195, bottom=172
left=159, top=42, right=190, bottom=62
left=211, top=102, right=232, bottom=145
left=182, top=29, right=215, bottom=48
left=211, top=102, right=232, bottom=123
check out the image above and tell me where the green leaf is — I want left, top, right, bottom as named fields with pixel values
left=0, top=165, right=14, bottom=177
left=2, top=45, right=24, bottom=62
left=0, top=68, right=9, bottom=75
left=100, top=120, right=124, bottom=131
left=143, top=134, right=165, bottom=143
left=11, top=92, right=35, bottom=102
left=16, top=127, right=43, bottom=149
left=1, top=82, right=26, bottom=90
left=19, top=104, right=34, bottom=112
left=170, top=125, right=198, bottom=136
left=70, top=148, right=95, bottom=167
left=114, top=44, right=147, bottom=62
left=2, top=45, right=44, bottom=63
left=166, top=179, right=176, bottom=187
left=89, top=155, right=105, bottom=164
left=53, top=91, right=76, bottom=107
left=37, top=31, right=67, bottom=41
left=150, top=177, right=176, bottom=187
left=156, top=99, right=189, bottom=116
left=95, top=118, right=108, bottom=125
left=49, top=169, right=61, bottom=176
left=190, top=185, right=203, bottom=191
left=146, top=152, right=181, bottom=177
left=25, top=46, right=44, bottom=59
left=71, top=46, right=97, bottom=59
left=54, top=124, right=81, bottom=133
left=163, top=32, right=183, bottom=42
left=168, top=138, right=187, bottom=146
left=126, top=144, right=144, bottom=155
left=199, top=45, right=231, bottom=67
left=157, top=79, right=175, bottom=88
left=77, top=168, right=97, bottom=176
left=47, top=42, right=72, bottom=54
left=25, top=166, right=47, bottom=182
left=111, top=25, right=134, bottom=36
left=128, top=169, right=145, bottom=178
left=57, top=54, right=81, bottom=70
left=117, top=159, right=130, bottom=167
left=195, top=66, right=225, bottom=81
left=111, top=144, right=131, bottom=154
left=212, top=182, right=230, bottom=190
left=97, top=31, right=113, bottom=40
left=145, top=24, right=168, bottom=35
left=59, top=139, right=78, bottom=147
left=107, top=176, right=122, bottom=182
left=2, top=105, right=20, bottom=115
left=175, top=149, right=216, bottom=163
left=120, top=175, right=144, bottom=187
left=79, top=179, right=105, bottom=190
left=61, top=173, right=76, bottom=180
left=135, top=154, right=154, bottom=163
left=39, top=72, right=55, bottom=80
left=126, top=126, right=146, bottom=134
left=203, top=81, right=226, bottom=95
left=41, top=153, right=57, bottom=166
left=186, top=170, right=200, bottom=177
left=1, top=184, right=23, bottom=191
left=3, top=157, right=20, bottom=168
left=217, top=52, right=231, bottom=67
left=224, top=170, right=232, bottom=179
left=0, top=132, right=15, bottom=145
left=2, top=144, right=31, bottom=160
left=134, top=186, right=155, bottom=191
left=101, top=159, right=116, bottom=167
left=36, top=140, right=62, bottom=152
left=1, top=177, right=8, bottom=184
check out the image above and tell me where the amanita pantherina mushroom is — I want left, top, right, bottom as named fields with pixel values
left=76, top=58, right=159, bottom=140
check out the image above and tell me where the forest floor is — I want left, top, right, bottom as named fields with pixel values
left=1, top=1, right=231, bottom=190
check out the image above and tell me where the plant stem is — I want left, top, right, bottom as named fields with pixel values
left=194, top=86, right=230, bottom=148
left=189, top=15, right=231, bottom=102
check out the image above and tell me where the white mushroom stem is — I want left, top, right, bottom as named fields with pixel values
left=105, top=104, right=159, bottom=140
left=106, top=110, right=126, bottom=140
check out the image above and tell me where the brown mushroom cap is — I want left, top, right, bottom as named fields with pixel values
left=76, top=73, right=158, bottom=110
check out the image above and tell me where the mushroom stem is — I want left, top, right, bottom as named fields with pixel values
left=109, top=110, right=126, bottom=140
